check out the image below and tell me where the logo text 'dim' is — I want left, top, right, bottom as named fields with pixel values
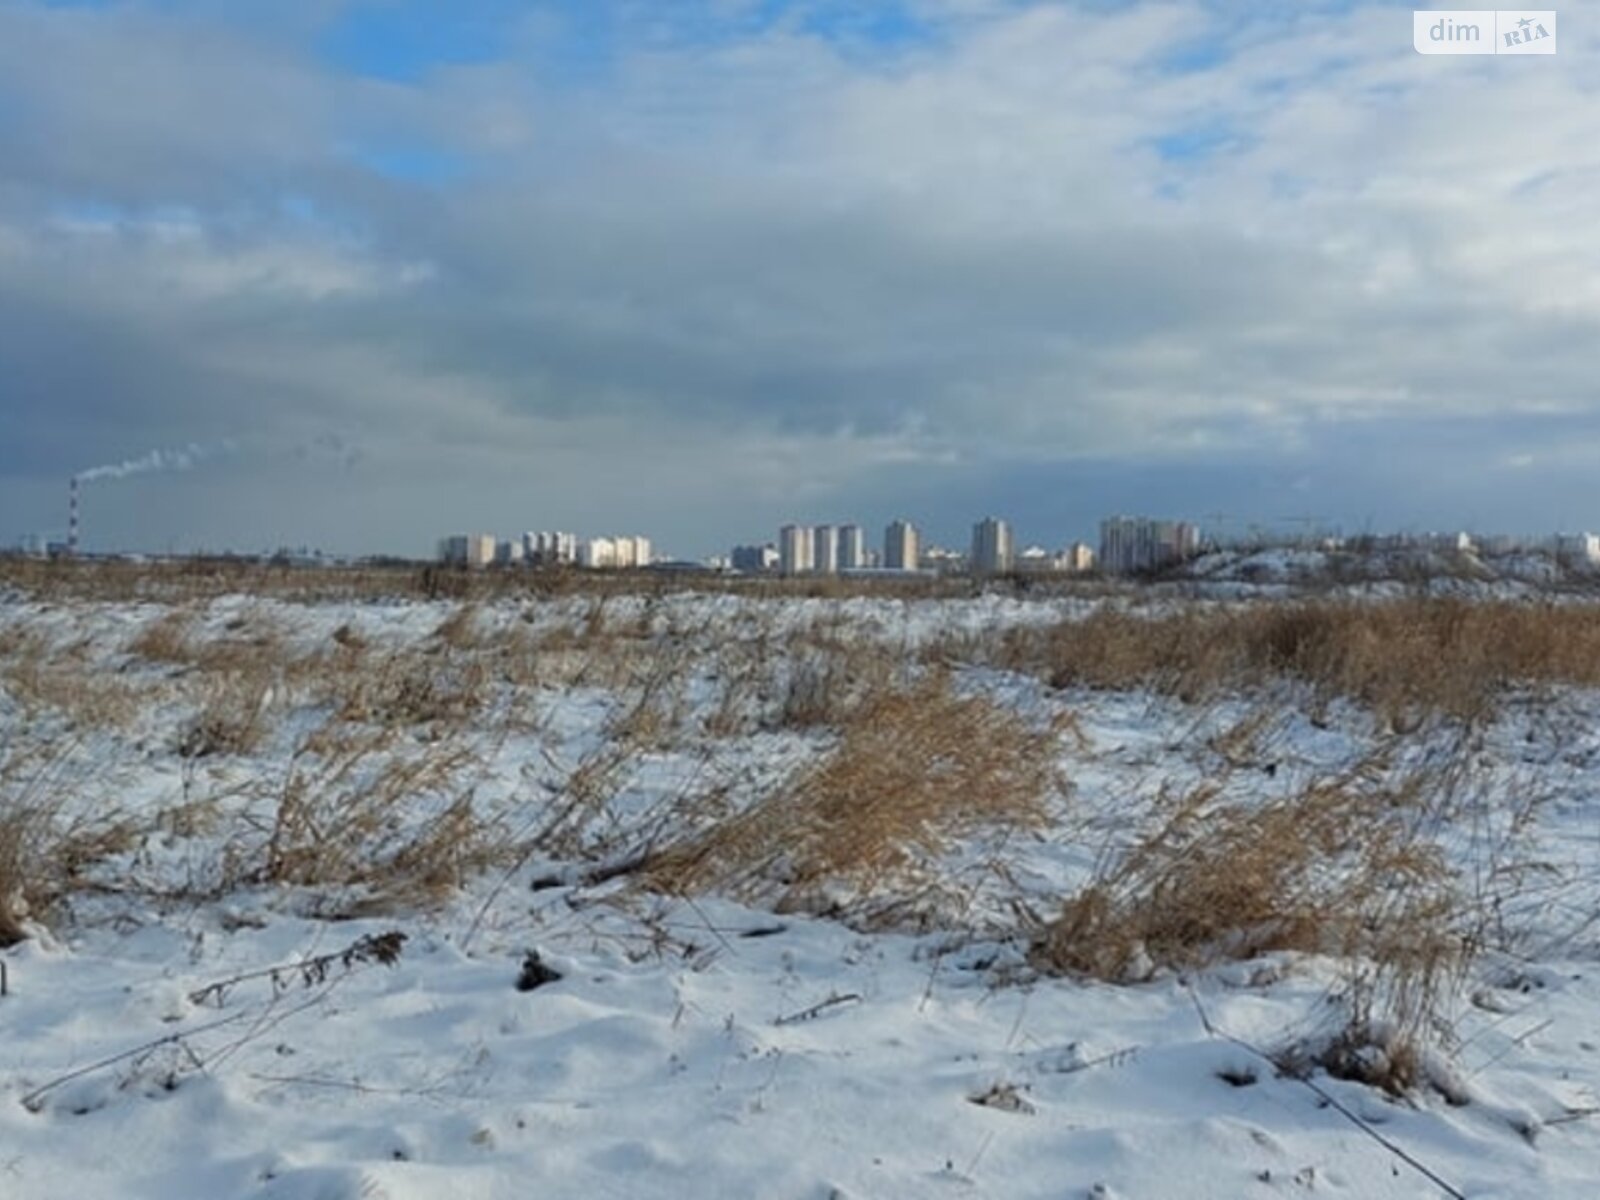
left=1414, top=10, right=1557, bottom=54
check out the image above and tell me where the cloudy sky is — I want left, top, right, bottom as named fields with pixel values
left=2, top=0, right=1597, bottom=558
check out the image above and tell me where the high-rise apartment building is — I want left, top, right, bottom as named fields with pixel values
left=884, top=520, right=919, bottom=572
left=577, top=535, right=651, bottom=569
left=579, top=537, right=616, bottom=569
left=527, top=531, right=578, bottom=565
left=617, top=536, right=651, bottom=568
left=971, top=517, right=1014, bottom=576
left=813, top=525, right=840, bottom=575
left=839, top=524, right=865, bottom=571
left=779, top=524, right=814, bottom=575
left=1099, top=517, right=1200, bottom=574
left=730, top=544, right=778, bottom=573
left=439, top=534, right=497, bottom=568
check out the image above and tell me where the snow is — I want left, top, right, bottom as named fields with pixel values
left=6, top=896, right=1599, bottom=1199
left=3, top=588, right=1600, bottom=1197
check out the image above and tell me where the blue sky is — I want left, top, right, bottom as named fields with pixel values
left=1, top=0, right=1597, bottom=557
left=320, top=2, right=536, bottom=81
left=315, top=1, right=949, bottom=85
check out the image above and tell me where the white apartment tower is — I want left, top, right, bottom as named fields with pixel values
left=971, top=517, right=1014, bottom=576
left=813, top=525, right=840, bottom=575
left=839, top=524, right=866, bottom=571
left=779, top=524, right=815, bottom=575
left=1099, top=516, right=1200, bottom=574
left=577, top=535, right=652, bottom=570
left=884, top=520, right=919, bottom=572
left=439, top=534, right=497, bottom=568
left=579, top=537, right=617, bottom=569
left=527, top=531, right=578, bottom=565
left=612, top=535, right=651, bottom=569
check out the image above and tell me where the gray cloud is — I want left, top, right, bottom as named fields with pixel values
left=1, top=0, right=1598, bottom=556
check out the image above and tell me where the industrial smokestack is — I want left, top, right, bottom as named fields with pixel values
left=68, top=475, right=79, bottom=556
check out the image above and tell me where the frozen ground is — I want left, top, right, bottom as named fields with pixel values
left=3, top=588, right=1600, bottom=1198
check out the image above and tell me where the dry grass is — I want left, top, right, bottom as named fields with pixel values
left=1, top=634, right=148, bottom=731
left=177, top=670, right=275, bottom=758
left=768, top=629, right=905, bottom=731
left=0, top=579, right=1570, bottom=1099
left=0, top=800, right=39, bottom=944
left=128, top=608, right=196, bottom=664
left=255, top=730, right=507, bottom=914
left=996, top=598, right=1600, bottom=726
left=688, top=616, right=912, bottom=738
left=431, top=602, right=482, bottom=651
left=0, top=741, right=144, bottom=945
left=323, top=650, right=490, bottom=730
left=7, top=589, right=1086, bottom=934
left=606, top=659, right=694, bottom=752
left=1031, top=753, right=1459, bottom=975
left=1029, top=747, right=1473, bottom=1095
left=641, top=674, right=1065, bottom=920
left=528, top=740, right=644, bottom=861
left=3, top=610, right=290, bottom=738
left=0, top=555, right=993, bottom=607
left=1, top=599, right=525, bottom=921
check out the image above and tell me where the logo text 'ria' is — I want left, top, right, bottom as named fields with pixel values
left=1413, top=10, right=1557, bottom=54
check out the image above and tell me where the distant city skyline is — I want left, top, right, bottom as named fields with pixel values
left=409, top=513, right=1597, bottom=576
left=22, top=473, right=1600, bottom=565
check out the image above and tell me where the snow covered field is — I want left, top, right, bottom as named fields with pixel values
left=3, top=580, right=1600, bottom=1198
